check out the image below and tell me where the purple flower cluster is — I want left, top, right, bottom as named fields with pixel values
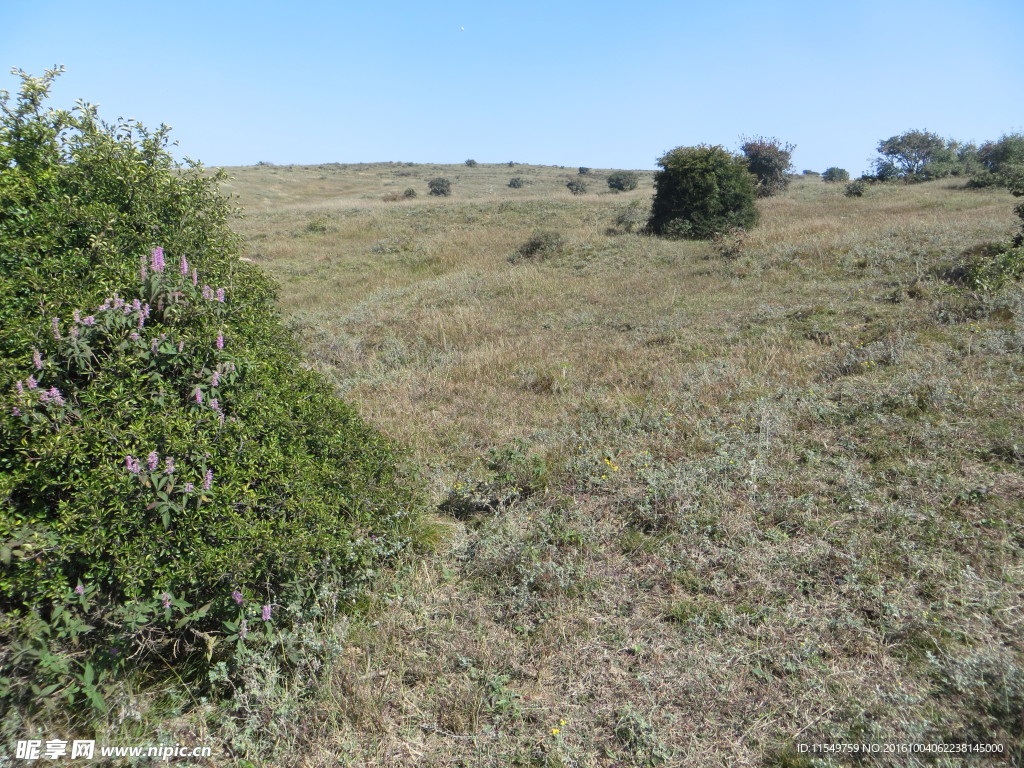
left=162, top=592, right=172, bottom=609
left=38, top=387, right=65, bottom=406
left=216, top=331, right=225, bottom=350
left=262, top=604, right=272, bottom=621
left=125, top=455, right=141, bottom=474
left=232, top=590, right=244, bottom=605
left=203, top=469, right=214, bottom=490
left=151, top=246, right=165, bottom=273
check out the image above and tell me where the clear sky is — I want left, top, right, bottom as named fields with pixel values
left=2, top=0, right=1022, bottom=175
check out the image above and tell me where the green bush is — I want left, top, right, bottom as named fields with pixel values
left=427, top=177, right=452, bottom=196
left=465, top=159, right=477, bottom=167
left=614, top=200, right=649, bottom=233
left=607, top=170, right=640, bottom=191
left=647, top=145, right=759, bottom=239
left=578, top=167, right=590, bottom=175
left=566, top=178, right=587, bottom=195
left=845, top=180, right=866, bottom=197
left=741, top=136, right=795, bottom=197
left=802, top=170, right=820, bottom=176
left=508, top=177, right=525, bottom=189
left=822, top=167, right=850, bottom=183
left=0, top=69, right=425, bottom=713
left=403, top=187, right=417, bottom=199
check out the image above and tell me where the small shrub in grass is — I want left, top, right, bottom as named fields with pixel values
left=578, top=166, right=590, bottom=175
left=607, top=170, right=640, bottom=191
left=403, top=187, right=417, bottom=198
left=822, top=167, right=850, bottom=183
left=566, top=178, right=587, bottom=195
left=614, top=200, right=649, bottom=233
left=464, top=158, right=477, bottom=167
left=845, top=180, right=866, bottom=197
left=427, top=177, right=451, bottom=196
left=512, top=230, right=565, bottom=262
left=508, top=177, right=525, bottom=189
left=648, top=144, right=758, bottom=239
left=0, top=68, right=425, bottom=716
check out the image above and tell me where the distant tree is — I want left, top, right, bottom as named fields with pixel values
left=647, top=145, right=758, bottom=239
left=427, top=177, right=451, bottom=196
left=874, top=130, right=950, bottom=180
left=465, top=159, right=477, bottom=167
left=802, top=169, right=820, bottom=176
left=741, top=136, right=795, bottom=197
left=578, top=166, right=591, bottom=175
left=822, top=167, right=850, bottom=183
left=976, top=133, right=1024, bottom=182
left=607, top=170, right=640, bottom=191
left=566, top=178, right=587, bottom=195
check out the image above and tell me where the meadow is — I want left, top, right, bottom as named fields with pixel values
left=183, top=162, right=1023, bottom=766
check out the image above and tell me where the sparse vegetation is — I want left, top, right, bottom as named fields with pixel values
left=508, top=177, right=524, bottom=188
left=648, top=144, right=758, bottom=238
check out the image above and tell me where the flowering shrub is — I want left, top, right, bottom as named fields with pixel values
left=0, top=69, right=425, bottom=714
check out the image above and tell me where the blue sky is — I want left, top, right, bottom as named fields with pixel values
left=2, top=0, right=1022, bottom=175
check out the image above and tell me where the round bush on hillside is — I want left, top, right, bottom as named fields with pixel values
left=566, top=179, right=587, bottom=195
left=428, top=177, right=452, bottom=196
left=822, top=167, right=850, bottom=183
left=647, top=145, right=758, bottom=239
left=508, top=177, right=525, bottom=188
left=607, top=170, right=639, bottom=191
left=0, top=69, right=425, bottom=711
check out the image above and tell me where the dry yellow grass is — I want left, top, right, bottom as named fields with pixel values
left=182, top=164, right=1024, bottom=766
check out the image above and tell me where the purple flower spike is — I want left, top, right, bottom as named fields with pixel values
left=51, top=317, right=61, bottom=340
left=47, top=388, right=65, bottom=406
left=178, top=341, right=185, bottom=353
left=211, top=371, right=220, bottom=387
left=262, top=604, right=272, bottom=621
left=125, top=455, right=141, bottom=474
left=216, top=288, right=226, bottom=303
left=15, top=380, right=23, bottom=395
left=33, top=350, right=42, bottom=369
left=216, top=331, right=225, bottom=350
left=11, top=406, right=21, bottom=417
left=75, top=585, right=85, bottom=595
left=129, top=332, right=140, bottom=342
left=239, top=619, right=248, bottom=639
left=165, top=457, right=175, bottom=474
left=180, top=256, right=189, bottom=275
left=70, top=325, right=80, bottom=339
left=82, top=315, right=96, bottom=326
left=26, top=376, right=37, bottom=390
left=192, top=268, right=199, bottom=287
left=231, top=590, right=243, bottom=605
left=203, top=469, right=213, bottom=490
left=73, top=310, right=81, bottom=323
left=195, top=387, right=203, bottom=405
left=132, top=298, right=142, bottom=312
left=147, top=451, right=159, bottom=471
left=151, top=247, right=165, bottom=273
left=162, top=592, right=172, bottom=609
left=184, top=482, right=194, bottom=493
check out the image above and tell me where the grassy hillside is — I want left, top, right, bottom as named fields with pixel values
left=79, top=163, right=1020, bottom=765
left=196, top=164, right=1024, bottom=766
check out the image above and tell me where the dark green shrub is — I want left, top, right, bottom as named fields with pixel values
left=0, top=69, right=425, bottom=713
left=578, top=167, right=590, bottom=175
left=427, top=177, right=451, bottom=196
left=845, top=180, right=866, bottom=197
left=465, top=159, right=477, bottom=167
left=822, top=167, right=850, bottom=183
left=403, top=187, right=417, bottom=198
left=647, top=145, right=758, bottom=239
left=566, top=178, right=587, bottom=195
left=607, top=170, right=640, bottom=191
left=968, top=134, right=1024, bottom=189
left=802, top=170, right=820, bottom=176
left=741, top=136, right=795, bottom=197
left=508, top=177, right=525, bottom=189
